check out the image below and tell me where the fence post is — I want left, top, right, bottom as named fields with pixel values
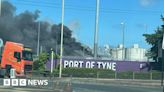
left=115, top=72, right=117, bottom=79
left=150, top=72, right=152, bottom=80
left=133, top=72, right=135, bottom=80
left=97, top=72, right=99, bottom=79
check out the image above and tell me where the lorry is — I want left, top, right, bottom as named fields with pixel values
left=0, top=41, right=33, bottom=78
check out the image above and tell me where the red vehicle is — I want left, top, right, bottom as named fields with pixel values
left=0, top=41, right=33, bottom=77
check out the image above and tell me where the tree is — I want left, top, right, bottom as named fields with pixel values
left=33, top=51, right=60, bottom=71
left=144, top=15, right=164, bottom=61
left=143, top=27, right=163, bottom=60
left=33, top=52, right=49, bottom=71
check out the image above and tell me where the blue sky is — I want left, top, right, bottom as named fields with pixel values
left=8, top=0, right=164, bottom=48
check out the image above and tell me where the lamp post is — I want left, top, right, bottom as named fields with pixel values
left=161, top=15, right=164, bottom=92
left=59, top=0, right=64, bottom=78
left=37, top=21, right=41, bottom=56
left=50, top=48, right=54, bottom=74
left=94, top=0, right=100, bottom=59
left=121, top=22, right=125, bottom=60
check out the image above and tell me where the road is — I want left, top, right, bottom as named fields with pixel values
left=0, top=83, right=162, bottom=92
left=0, top=78, right=162, bottom=92
left=0, top=86, right=56, bottom=92
left=72, top=83, right=162, bottom=92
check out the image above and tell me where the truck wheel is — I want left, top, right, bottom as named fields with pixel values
left=6, top=65, right=11, bottom=78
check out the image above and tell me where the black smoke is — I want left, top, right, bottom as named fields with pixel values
left=0, top=1, right=92, bottom=56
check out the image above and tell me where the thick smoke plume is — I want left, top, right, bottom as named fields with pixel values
left=0, top=1, right=92, bottom=56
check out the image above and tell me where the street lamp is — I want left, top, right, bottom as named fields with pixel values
left=50, top=48, right=54, bottom=74
left=93, top=0, right=100, bottom=59
left=121, top=22, right=125, bottom=60
left=59, top=0, right=65, bottom=78
left=37, top=21, right=41, bottom=56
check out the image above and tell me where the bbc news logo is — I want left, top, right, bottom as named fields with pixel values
left=3, top=79, right=48, bottom=86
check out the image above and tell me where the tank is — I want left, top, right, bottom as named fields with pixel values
left=111, top=44, right=125, bottom=60
left=125, top=44, right=147, bottom=61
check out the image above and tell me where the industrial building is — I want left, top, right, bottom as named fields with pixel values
left=110, top=44, right=125, bottom=61
left=125, top=44, right=147, bottom=61
left=98, top=44, right=149, bottom=61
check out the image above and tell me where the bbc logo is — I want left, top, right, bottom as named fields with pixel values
left=3, top=79, right=27, bottom=86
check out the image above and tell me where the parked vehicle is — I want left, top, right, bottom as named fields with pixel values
left=0, top=41, right=33, bottom=78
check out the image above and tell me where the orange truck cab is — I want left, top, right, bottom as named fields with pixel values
left=0, top=41, right=33, bottom=77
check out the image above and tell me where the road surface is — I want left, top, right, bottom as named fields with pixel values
left=0, top=78, right=162, bottom=92
left=0, top=86, right=57, bottom=92
left=72, top=83, right=161, bottom=92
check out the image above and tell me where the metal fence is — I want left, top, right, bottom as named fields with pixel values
left=29, top=70, right=162, bottom=80
left=97, top=72, right=161, bottom=80
left=58, top=72, right=161, bottom=80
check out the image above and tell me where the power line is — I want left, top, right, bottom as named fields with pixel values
left=10, top=0, right=163, bottom=15
left=17, top=0, right=164, bottom=13
left=15, top=0, right=60, bottom=5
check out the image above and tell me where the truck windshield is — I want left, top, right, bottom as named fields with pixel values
left=22, top=51, right=33, bottom=61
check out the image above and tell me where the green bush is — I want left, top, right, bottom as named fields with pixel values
left=33, top=52, right=49, bottom=71
left=48, top=68, right=162, bottom=80
left=134, top=72, right=150, bottom=79
left=33, top=52, right=59, bottom=71
left=60, top=68, right=114, bottom=78
left=152, top=72, right=161, bottom=80
left=117, top=72, right=133, bottom=79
